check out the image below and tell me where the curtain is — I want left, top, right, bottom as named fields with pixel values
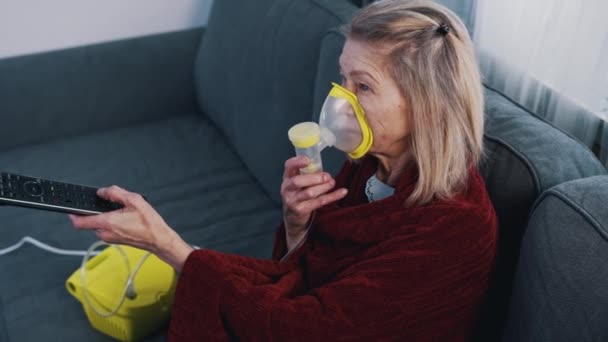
left=474, top=1, right=608, bottom=163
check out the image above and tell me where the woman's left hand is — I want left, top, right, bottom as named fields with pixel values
left=68, top=185, right=193, bottom=271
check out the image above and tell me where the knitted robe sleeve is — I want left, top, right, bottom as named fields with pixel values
left=168, top=161, right=496, bottom=341
left=168, top=220, right=495, bottom=341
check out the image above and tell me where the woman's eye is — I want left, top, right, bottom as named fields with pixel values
left=358, top=83, right=371, bottom=92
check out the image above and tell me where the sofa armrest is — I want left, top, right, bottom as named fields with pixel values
left=0, top=27, right=203, bottom=151
left=504, top=175, right=608, bottom=342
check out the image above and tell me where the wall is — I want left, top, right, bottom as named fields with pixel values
left=0, top=0, right=213, bottom=59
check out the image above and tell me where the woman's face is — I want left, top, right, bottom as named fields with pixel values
left=338, top=38, right=410, bottom=159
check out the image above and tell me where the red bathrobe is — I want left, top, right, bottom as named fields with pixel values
left=168, top=157, right=497, bottom=341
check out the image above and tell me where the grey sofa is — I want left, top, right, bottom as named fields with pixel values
left=0, top=0, right=605, bottom=341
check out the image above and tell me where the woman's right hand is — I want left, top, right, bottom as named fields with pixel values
left=281, top=156, right=348, bottom=249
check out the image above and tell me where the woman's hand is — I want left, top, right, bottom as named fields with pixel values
left=281, top=156, right=348, bottom=250
left=68, top=185, right=193, bottom=271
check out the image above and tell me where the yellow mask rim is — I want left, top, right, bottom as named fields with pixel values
left=328, top=82, right=374, bottom=159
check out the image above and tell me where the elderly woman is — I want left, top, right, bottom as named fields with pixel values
left=70, top=0, right=497, bottom=340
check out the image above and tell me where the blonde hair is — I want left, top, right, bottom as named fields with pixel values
left=347, top=0, right=485, bottom=206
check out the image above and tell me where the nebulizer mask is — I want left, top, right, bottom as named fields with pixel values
left=288, top=83, right=373, bottom=173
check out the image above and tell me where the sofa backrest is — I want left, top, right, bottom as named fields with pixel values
left=503, top=176, right=608, bottom=342
left=476, top=87, right=607, bottom=341
left=194, top=0, right=357, bottom=204
left=0, top=29, right=202, bottom=152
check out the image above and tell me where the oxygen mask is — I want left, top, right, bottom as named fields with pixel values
left=288, top=83, right=373, bottom=174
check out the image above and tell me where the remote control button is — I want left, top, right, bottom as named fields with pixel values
left=23, top=181, right=44, bottom=197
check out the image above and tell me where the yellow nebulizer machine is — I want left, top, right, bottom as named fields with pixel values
left=288, top=82, right=373, bottom=173
left=66, top=242, right=177, bottom=341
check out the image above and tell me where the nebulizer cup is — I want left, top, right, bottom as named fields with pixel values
left=288, top=122, right=327, bottom=174
left=287, top=83, right=374, bottom=174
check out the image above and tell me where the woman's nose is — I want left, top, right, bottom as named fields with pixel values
left=342, top=102, right=355, bottom=116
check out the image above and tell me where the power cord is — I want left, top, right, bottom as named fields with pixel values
left=0, top=236, right=199, bottom=318
left=0, top=237, right=149, bottom=318
left=0, top=236, right=99, bottom=256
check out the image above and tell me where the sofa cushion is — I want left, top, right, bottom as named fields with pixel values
left=475, top=87, right=607, bottom=340
left=503, top=176, right=608, bottom=342
left=195, top=0, right=357, bottom=203
left=0, top=115, right=280, bottom=341
left=0, top=28, right=201, bottom=152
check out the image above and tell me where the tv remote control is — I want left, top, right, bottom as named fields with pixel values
left=0, top=171, right=124, bottom=215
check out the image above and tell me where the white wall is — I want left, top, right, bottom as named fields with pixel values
left=0, top=0, right=214, bottom=59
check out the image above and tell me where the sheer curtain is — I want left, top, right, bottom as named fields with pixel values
left=474, top=1, right=608, bottom=163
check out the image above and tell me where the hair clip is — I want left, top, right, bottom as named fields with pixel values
left=438, top=23, right=450, bottom=36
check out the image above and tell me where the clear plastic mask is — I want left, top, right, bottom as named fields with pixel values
left=287, top=83, right=374, bottom=174
left=318, top=83, right=373, bottom=159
